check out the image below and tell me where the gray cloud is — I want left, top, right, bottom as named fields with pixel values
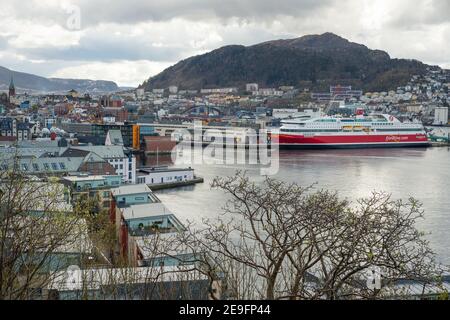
left=3, top=0, right=334, bottom=29
left=388, top=0, right=450, bottom=29
left=22, top=36, right=185, bottom=62
left=0, top=0, right=448, bottom=86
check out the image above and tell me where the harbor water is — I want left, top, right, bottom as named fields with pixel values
left=145, top=143, right=450, bottom=265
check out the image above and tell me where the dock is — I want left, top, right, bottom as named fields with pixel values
left=430, top=142, right=450, bottom=147
left=148, top=177, right=204, bottom=191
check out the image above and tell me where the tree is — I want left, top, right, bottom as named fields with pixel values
left=175, top=172, right=443, bottom=300
left=0, top=158, right=88, bottom=300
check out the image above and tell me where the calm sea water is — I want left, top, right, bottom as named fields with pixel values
left=144, top=136, right=450, bottom=265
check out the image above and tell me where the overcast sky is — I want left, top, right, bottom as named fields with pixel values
left=0, top=0, right=449, bottom=87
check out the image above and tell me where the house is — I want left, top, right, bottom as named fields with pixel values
left=0, top=117, right=32, bottom=141
left=109, top=184, right=186, bottom=265
left=62, top=175, right=122, bottom=210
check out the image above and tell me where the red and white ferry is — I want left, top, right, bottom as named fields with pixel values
left=271, top=114, right=430, bottom=149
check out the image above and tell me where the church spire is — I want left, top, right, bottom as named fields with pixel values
left=9, top=76, right=15, bottom=90
left=9, top=75, right=16, bottom=99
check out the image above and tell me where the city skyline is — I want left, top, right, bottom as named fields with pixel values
left=0, top=0, right=449, bottom=87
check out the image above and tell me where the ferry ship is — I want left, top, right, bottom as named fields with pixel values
left=271, top=114, right=430, bottom=149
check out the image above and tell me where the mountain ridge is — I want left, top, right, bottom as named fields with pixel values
left=141, top=32, right=435, bottom=92
left=0, top=65, right=119, bottom=93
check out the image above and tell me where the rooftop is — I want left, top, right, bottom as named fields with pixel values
left=111, top=184, right=152, bottom=197
left=106, top=130, right=124, bottom=146
left=70, top=145, right=125, bottom=159
left=121, top=203, right=171, bottom=220
left=62, top=175, right=108, bottom=182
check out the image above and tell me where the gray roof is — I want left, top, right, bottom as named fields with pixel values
left=70, top=145, right=125, bottom=159
left=121, top=203, right=172, bottom=220
left=111, top=184, right=152, bottom=197
left=2, top=157, right=85, bottom=173
left=83, top=152, right=107, bottom=163
left=106, top=130, right=124, bottom=146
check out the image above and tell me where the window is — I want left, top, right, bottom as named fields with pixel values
left=32, top=163, right=39, bottom=171
left=119, top=164, right=123, bottom=170
left=51, top=163, right=58, bottom=170
left=43, top=163, right=50, bottom=170
left=135, top=197, right=145, bottom=201
left=59, top=162, right=66, bottom=170
left=21, top=164, right=29, bottom=171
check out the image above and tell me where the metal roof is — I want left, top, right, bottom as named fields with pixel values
left=111, top=184, right=152, bottom=197
left=121, top=203, right=171, bottom=220
left=70, top=145, right=125, bottom=159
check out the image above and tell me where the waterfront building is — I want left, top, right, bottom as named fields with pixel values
left=136, top=167, right=195, bottom=185
left=434, top=107, right=449, bottom=125
left=62, top=174, right=122, bottom=210
left=109, top=184, right=185, bottom=265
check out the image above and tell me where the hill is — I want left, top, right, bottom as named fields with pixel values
left=141, top=33, right=432, bottom=92
left=0, top=66, right=119, bottom=93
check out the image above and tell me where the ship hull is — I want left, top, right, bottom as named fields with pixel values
left=272, top=133, right=431, bottom=149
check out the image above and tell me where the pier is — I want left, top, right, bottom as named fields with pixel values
left=148, top=177, right=204, bottom=191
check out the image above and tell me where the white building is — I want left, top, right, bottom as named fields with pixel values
left=246, top=83, right=259, bottom=92
left=200, top=88, right=238, bottom=94
left=136, top=167, right=195, bottom=185
left=103, top=116, right=116, bottom=124
left=168, top=86, right=178, bottom=94
left=434, top=107, right=449, bottom=125
left=136, top=88, right=145, bottom=98
left=71, top=145, right=137, bottom=184
left=254, top=88, right=284, bottom=97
